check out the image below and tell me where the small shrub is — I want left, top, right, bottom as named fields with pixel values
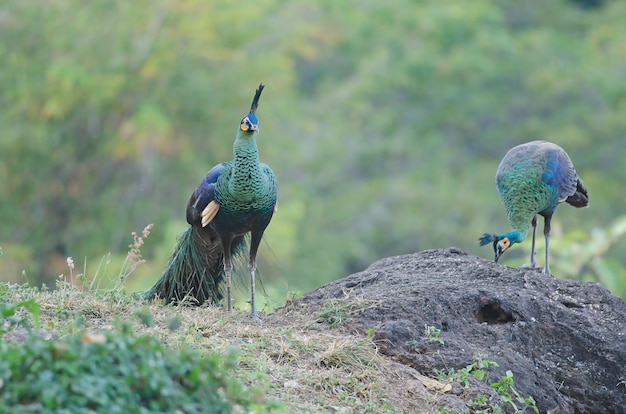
left=0, top=310, right=277, bottom=413
left=0, top=298, right=40, bottom=334
left=435, top=355, right=538, bottom=414
left=435, top=354, right=498, bottom=386
left=317, top=299, right=350, bottom=328
left=316, top=297, right=379, bottom=329
left=490, top=370, right=539, bottom=414
left=426, top=325, right=444, bottom=345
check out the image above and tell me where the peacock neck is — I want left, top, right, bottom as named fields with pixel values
left=229, top=133, right=262, bottom=198
left=504, top=210, right=532, bottom=243
left=499, top=229, right=527, bottom=245
left=233, top=133, right=260, bottom=165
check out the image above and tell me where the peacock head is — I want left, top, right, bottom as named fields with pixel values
left=478, top=233, right=512, bottom=262
left=240, top=83, right=265, bottom=134
left=240, top=114, right=259, bottom=133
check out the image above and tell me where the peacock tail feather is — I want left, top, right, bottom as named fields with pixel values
left=140, top=225, right=246, bottom=304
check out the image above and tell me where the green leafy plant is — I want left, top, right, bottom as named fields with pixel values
left=435, top=354, right=498, bottom=386
left=520, top=216, right=626, bottom=298
left=317, top=299, right=350, bottom=328
left=435, top=355, right=538, bottom=414
left=490, top=370, right=539, bottom=414
left=316, top=296, right=379, bottom=329
left=426, top=325, right=445, bottom=345
left=0, top=303, right=279, bottom=413
left=0, top=299, right=40, bottom=334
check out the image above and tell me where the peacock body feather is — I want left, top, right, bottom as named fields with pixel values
left=479, top=140, right=588, bottom=275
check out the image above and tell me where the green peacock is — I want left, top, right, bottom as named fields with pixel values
left=142, top=84, right=277, bottom=318
left=479, top=140, right=589, bottom=275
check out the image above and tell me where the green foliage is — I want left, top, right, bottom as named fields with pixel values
left=317, top=299, right=351, bottom=328
left=1, top=0, right=625, bottom=301
left=0, top=299, right=40, bottom=334
left=435, top=354, right=499, bottom=387
left=435, top=355, right=538, bottom=414
left=0, top=302, right=277, bottom=413
left=437, top=408, right=470, bottom=414
left=490, top=370, right=539, bottom=414
left=519, top=215, right=626, bottom=297
left=410, top=325, right=445, bottom=352
left=315, top=297, right=375, bottom=328
left=426, top=325, right=445, bottom=345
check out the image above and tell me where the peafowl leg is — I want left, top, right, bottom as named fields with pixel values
left=248, top=231, right=264, bottom=320
left=529, top=215, right=538, bottom=268
left=521, top=216, right=538, bottom=269
left=222, top=239, right=234, bottom=312
left=248, top=259, right=258, bottom=319
left=543, top=215, right=552, bottom=276
left=224, top=263, right=233, bottom=311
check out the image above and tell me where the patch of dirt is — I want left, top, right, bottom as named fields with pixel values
left=296, top=248, right=626, bottom=414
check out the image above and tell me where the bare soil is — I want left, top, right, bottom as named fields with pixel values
left=295, top=247, right=626, bottom=414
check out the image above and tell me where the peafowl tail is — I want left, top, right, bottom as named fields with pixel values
left=140, top=225, right=246, bottom=305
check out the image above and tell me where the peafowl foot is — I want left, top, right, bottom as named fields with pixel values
left=520, top=262, right=541, bottom=271
left=249, top=311, right=264, bottom=323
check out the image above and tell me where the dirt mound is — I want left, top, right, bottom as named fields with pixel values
left=297, top=248, right=626, bottom=413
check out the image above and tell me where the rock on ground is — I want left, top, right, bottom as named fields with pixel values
left=297, top=248, right=626, bottom=414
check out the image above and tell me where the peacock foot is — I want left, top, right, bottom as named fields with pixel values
left=249, top=311, right=264, bottom=323
left=520, top=263, right=541, bottom=271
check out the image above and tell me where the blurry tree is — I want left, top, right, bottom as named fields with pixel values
left=520, top=216, right=626, bottom=298
left=0, top=0, right=624, bottom=300
left=271, top=0, right=626, bottom=294
left=0, top=0, right=300, bottom=282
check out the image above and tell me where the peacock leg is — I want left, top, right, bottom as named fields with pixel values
left=543, top=215, right=552, bottom=276
left=529, top=215, right=537, bottom=268
left=248, top=231, right=264, bottom=320
left=222, top=239, right=234, bottom=312
left=248, top=260, right=259, bottom=319
left=521, top=216, right=538, bottom=269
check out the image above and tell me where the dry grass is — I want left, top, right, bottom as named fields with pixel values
left=1, top=281, right=445, bottom=413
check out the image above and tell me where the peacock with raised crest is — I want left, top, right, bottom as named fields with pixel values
left=142, top=84, right=277, bottom=318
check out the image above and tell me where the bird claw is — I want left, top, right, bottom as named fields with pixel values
left=520, top=263, right=552, bottom=276
left=520, top=262, right=541, bottom=270
left=249, top=311, right=264, bottom=323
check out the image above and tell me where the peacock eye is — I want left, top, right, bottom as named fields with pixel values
left=240, top=118, right=250, bottom=131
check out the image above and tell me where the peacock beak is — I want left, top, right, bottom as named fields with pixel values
left=494, top=246, right=503, bottom=262
left=494, top=238, right=510, bottom=262
left=240, top=116, right=259, bottom=133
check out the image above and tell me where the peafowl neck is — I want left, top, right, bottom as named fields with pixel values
left=499, top=229, right=526, bottom=245
left=228, top=133, right=264, bottom=200
left=504, top=210, right=532, bottom=243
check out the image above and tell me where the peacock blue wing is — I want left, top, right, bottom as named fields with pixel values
left=541, top=144, right=578, bottom=201
left=186, top=162, right=228, bottom=225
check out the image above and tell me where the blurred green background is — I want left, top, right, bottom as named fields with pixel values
left=1, top=0, right=625, bottom=307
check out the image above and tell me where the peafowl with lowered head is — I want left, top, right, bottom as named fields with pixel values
left=142, top=84, right=277, bottom=318
left=479, top=140, right=588, bottom=275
